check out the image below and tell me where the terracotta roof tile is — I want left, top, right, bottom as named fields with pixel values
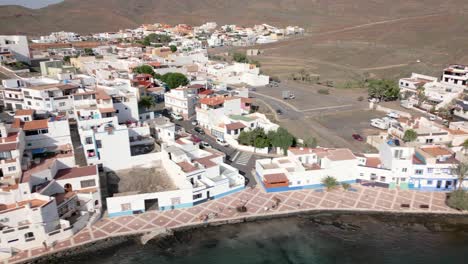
left=264, top=173, right=288, bottom=184
left=15, top=109, right=34, bottom=116
left=225, top=122, right=246, bottom=131
left=23, top=119, right=48, bottom=131
left=54, top=166, right=97, bottom=181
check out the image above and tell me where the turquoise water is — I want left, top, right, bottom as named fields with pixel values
left=52, top=214, right=468, bottom=264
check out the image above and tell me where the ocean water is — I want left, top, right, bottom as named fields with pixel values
left=51, top=214, right=468, bottom=264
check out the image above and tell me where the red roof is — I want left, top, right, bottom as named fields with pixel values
left=226, top=122, right=246, bottom=131
left=99, top=107, right=116, bottom=113
left=264, top=173, right=288, bottom=184
left=199, top=96, right=225, bottom=106
left=0, top=142, right=18, bottom=152
left=23, top=120, right=48, bottom=131
left=95, top=89, right=111, bottom=100
left=199, top=90, right=214, bottom=95
left=15, top=109, right=34, bottom=116
left=55, top=166, right=97, bottom=180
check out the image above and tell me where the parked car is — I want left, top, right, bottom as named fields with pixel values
left=429, top=115, right=436, bottom=121
left=386, top=112, right=399, bottom=119
left=191, top=120, right=198, bottom=126
left=216, top=137, right=229, bottom=147
left=276, top=109, right=283, bottom=115
left=368, top=98, right=380, bottom=103
left=194, top=126, right=205, bottom=134
left=191, top=135, right=201, bottom=143
left=171, top=112, right=183, bottom=121
left=352, top=134, right=364, bottom=141
left=201, top=141, right=210, bottom=148
left=289, top=94, right=295, bottom=99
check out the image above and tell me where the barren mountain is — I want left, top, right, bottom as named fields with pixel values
left=0, top=0, right=467, bottom=35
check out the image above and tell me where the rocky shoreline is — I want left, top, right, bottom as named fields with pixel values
left=27, top=210, right=468, bottom=264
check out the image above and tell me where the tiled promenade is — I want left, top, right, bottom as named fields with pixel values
left=5, top=185, right=464, bottom=263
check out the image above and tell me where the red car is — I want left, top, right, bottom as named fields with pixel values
left=352, top=134, right=364, bottom=141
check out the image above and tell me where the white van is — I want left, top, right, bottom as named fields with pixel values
left=370, top=118, right=389, bottom=130
left=171, top=112, right=183, bottom=121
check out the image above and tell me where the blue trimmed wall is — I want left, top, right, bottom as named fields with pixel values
left=255, top=172, right=356, bottom=193
left=108, top=186, right=245, bottom=217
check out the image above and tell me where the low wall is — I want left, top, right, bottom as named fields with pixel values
left=225, top=137, right=269, bottom=154
left=373, top=104, right=412, bottom=118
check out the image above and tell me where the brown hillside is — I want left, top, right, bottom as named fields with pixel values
left=0, top=0, right=467, bottom=35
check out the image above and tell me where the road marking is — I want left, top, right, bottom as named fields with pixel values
left=301, top=104, right=353, bottom=112
left=235, top=152, right=252, bottom=166
left=232, top=151, right=240, bottom=161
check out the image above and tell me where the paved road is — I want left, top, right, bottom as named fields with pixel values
left=174, top=118, right=259, bottom=187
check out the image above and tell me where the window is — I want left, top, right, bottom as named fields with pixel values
left=427, top=168, right=434, bottom=173
left=80, top=179, right=96, bottom=188
left=85, top=137, right=93, bottom=144
left=427, top=180, right=433, bottom=185
left=393, top=150, right=402, bottom=159
left=401, top=178, right=406, bottom=182
left=27, top=101, right=31, bottom=105
left=380, top=176, right=386, bottom=182
left=96, top=140, right=102, bottom=148
left=193, top=193, right=202, bottom=199
left=24, top=232, right=35, bottom=241
left=8, top=166, right=15, bottom=172
left=59, top=102, right=66, bottom=107
left=415, top=169, right=423, bottom=175
left=425, top=139, right=434, bottom=144
left=297, top=181, right=301, bottom=185
left=24, top=117, right=30, bottom=121
left=121, top=203, right=131, bottom=211
left=402, top=168, right=407, bottom=172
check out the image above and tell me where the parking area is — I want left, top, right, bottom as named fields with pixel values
left=251, top=80, right=384, bottom=152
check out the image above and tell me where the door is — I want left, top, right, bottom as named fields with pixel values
left=445, top=181, right=451, bottom=189
left=436, top=180, right=442, bottom=189
left=207, top=191, right=211, bottom=200
left=144, top=198, right=159, bottom=211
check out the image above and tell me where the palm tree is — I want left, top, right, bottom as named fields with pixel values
left=452, top=162, right=468, bottom=190
left=321, top=176, right=340, bottom=191
left=462, top=139, right=468, bottom=155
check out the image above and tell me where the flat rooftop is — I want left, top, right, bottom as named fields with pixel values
left=109, top=165, right=178, bottom=195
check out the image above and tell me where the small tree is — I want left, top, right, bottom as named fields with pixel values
left=63, top=56, right=71, bottom=63
left=447, top=190, right=468, bottom=211
left=238, top=130, right=253, bottom=146
left=138, top=96, right=155, bottom=110
left=232, top=52, right=248, bottom=63
left=452, top=162, right=468, bottom=190
left=321, top=176, right=340, bottom=191
left=268, top=127, right=295, bottom=155
left=303, top=137, right=318, bottom=148
left=462, top=139, right=468, bottom=154
left=83, top=48, right=94, bottom=56
left=169, top=45, right=177, bottom=53
left=341, top=182, right=351, bottom=191
left=403, top=129, right=417, bottom=142
left=367, top=79, right=399, bottom=101
left=162, top=73, right=189, bottom=89
left=133, top=65, right=156, bottom=78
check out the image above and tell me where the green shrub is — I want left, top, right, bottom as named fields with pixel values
left=318, top=88, right=330, bottom=95
left=447, top=190, right=468, bottom=211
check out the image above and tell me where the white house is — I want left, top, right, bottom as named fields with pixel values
left=0, top=35, right=31, bottom=64
left=256, top=147, right=358, bottom=192
left=164, top=87, right=199, bottom=119
left=106, top=136, right=245, bottom=217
